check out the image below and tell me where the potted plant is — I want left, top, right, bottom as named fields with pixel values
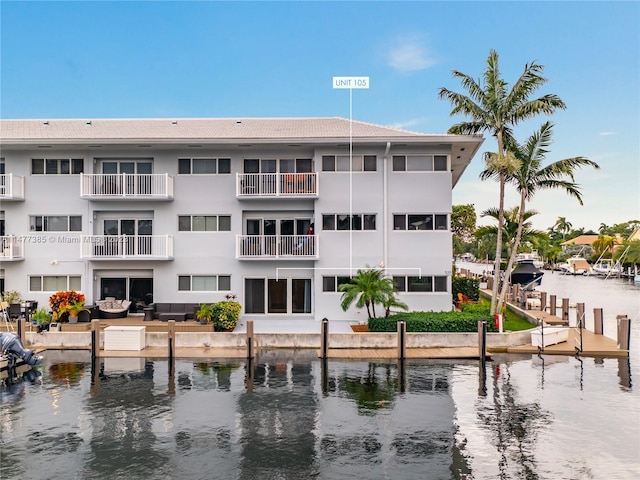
left=1, top=290, right=23, bottom=305
left=32, top=307, right=52, bottom=332
left=196, top=303, right=215, bottom=325
left=58, top=300, right=89, bottom=324
left=212, top=295, right=241, bottom=332
left=49, top=290, right=86, bottom=323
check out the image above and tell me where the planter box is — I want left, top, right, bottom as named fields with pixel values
left=531, top=327, right=569, bottom=348
left=104, top=326, right=146, bottom=351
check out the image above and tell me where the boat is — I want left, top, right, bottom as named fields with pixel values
left=558, top=256, right=592, bottom=275
left=0, top=332, right=43, bottom=383
left=592, top=259, right=622, bottom=277
left=515, top=251, right=544, bottom=269
left=509, top=259, right=544, bottom=287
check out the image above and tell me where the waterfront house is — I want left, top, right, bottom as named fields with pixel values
left=0, top=118, right=483, bottom=326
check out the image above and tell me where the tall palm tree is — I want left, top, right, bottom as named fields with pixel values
left=338, top=268, right=397, bottom=319
left=475, top=207, right=543, bottom=260
left=553, top=216, right=572, bottom=239
left=439, top=50, right=566, bottom=315
left=496, top=122, right=599, bottom=312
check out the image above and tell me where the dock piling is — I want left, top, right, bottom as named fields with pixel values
left=320, top=318, right=329, bottom=359
left=562, top=298, right=570, bottom=323
left=91, top=319, right=100, bottom=360
left=576, top=303, right=585, bottom=328
left=478, top=320, right=487, bottom=369
left=616, top=315, right=630, bottom=351
left=540, top=292, right=547, bottom=312
left=168, top=320, right=176, bottom=361
left=246, top=320, right=254, bottom=359
left=17, top=318, right=25, bottom=345
left=594, top=308, right=604, bottom=335
left=549, top=295, right=557, bottom=317
left=397, top=320, right=406, bottom=360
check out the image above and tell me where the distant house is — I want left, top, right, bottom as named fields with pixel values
left=628, top=228, right=640, bottom=242
left=560, top=235, right=599, bottom=252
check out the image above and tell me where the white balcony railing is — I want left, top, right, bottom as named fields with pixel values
left=236, top=235, right=318, bottom=259
left=0, top=174, right=25, bottom=200
left=80, top=173, right=174, bottom=200
left=80, top=235, right=174, bottom=260
left=236, top=173, right=318, bottom=197
left=0, top=236, right=25, bottom=260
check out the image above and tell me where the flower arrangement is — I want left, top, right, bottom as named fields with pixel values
left=212, top=296, right=241, bottom=331
left=49, top=291, right=85, bottom=315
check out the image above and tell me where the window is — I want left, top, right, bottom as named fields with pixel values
left=245, top=277, right=312, bottom=314
left=322, top=276, right=353, bottom=292
left=29, top=215, right=82, bottom=232
left=178, top=215, right=231, bottom=231
left=32, top=158, right=83, bottom=175
left=393, top=214, right=448, bottom=231
left=29, top=275, right=81, bottom=292
left=178, top=275, right=231, bottom=291
left=392, top=155, right=448, bottom=172
left=393, top=275, right=448, bottom=293
left=178, top=158, right=231, bottom=174
left=322, top=155, right=377, bottom=172
left=322, top=214, right=376, bottom=231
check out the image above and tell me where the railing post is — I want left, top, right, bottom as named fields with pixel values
left=246, top=320, right=254, bottom=359
left=168, top=320, right=176, bottom=361
left=616, top=315, right=630, bottom=351
left=576, top=303, right=585, bottom=329
left=397, top=319, right=406, bottom=361
left=320, top=318, right=329, bottom=359
left=562, top=298, right=570, bottom=323
left=593, top=308, right=604, bottom=335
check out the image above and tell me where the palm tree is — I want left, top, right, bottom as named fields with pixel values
left=553, top=217, right=572, bottom=240
left=495, top=122, right=599, bottom=312
left=439, top=50, right=566, bottom=315
left=338, top=268, right=397, bottom=319
left=598, top=223, right=610, bottom=235
left=475, top=207, right=543, bottom=260
left=592, top=234, right=616, bottom=258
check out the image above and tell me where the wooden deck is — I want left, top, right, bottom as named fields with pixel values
left=507, top=328, right=627, bottom=357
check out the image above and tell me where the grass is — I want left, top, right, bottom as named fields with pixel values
left=472, top=298, right=536, bottom=331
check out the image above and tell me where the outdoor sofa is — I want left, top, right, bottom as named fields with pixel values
left=95, top=298, right=132, bottom=319
left=147, top=303, right=201, bottom=322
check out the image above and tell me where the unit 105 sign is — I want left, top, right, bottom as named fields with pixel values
left=333, top=77, right=369, bottom=89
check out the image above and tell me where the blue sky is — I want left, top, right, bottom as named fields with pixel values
left=2, top=1, right=638, bottom=232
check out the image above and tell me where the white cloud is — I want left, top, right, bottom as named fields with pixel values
left=388, top=118, right=427, bottom=130
left=386, top=34, right=435, bottom=72
left=599, top=131, right=617, bottom=136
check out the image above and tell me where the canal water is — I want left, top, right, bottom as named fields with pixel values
left=1, top=270, right=639, bottom=479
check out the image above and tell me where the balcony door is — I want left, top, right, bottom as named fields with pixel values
left=100, top=276, right=153, bottom=313
left=103, top=218, right=153, bottom=255
left=100, top=159, right=152, bottom=194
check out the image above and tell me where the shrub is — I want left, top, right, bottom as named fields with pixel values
left=452, top=276, right=480, bottom=302
left=369, top=310, right=496, bottom=333
left=212, top=300, right=241, bottom=331
left=49, top=291, right=85, bottom=315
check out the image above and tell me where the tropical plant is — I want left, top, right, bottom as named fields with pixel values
left=1, top=290, right=23, bottom=304
left=495, top=121, right=599, bottom=312
left=32, top=307, right=52, bottom=326
left=196, top=303, right=215, bottom=324
left=58, top=300, right=89, bottom=319
left=592, top=234, right=616, bottom=258
left=553, top=217, right=572, bottom=239
left=475, top=207, right=544, bottom=260
left=338, top=268, right=396, bottom=319
left=439, top=49, right=566, bottom=315
left=212, top=299, right=241, bottom=331
left=49, top=290, right=85, bottom=315
left=381, top=293, right=408, bottom=318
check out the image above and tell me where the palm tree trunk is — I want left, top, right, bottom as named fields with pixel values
left=497, top=194, right=526, bottom=313
left=490, top=171, right=506, bottom=315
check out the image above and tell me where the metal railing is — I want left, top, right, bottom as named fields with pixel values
left=236, top=172, right=318, bottom=197
left=236, top=234, right=317, bottom=258
left=0, top=236, right=25, bottom=260
left=80, top=235, right=174, bottom=259
left=80, top=173, right=174, bottom=199
left=0, top=174, right=25, bottom=200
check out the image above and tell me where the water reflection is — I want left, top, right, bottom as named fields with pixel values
left=1, top=351, right=638, bottom=479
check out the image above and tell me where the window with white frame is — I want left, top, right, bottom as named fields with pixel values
left=29, top=215, right=82, bottom=232
left=322, top=214, right=376, bottom=231
left=392, top=155, right=448, bottom=172
left=29, top=275, right=81, bottom=292
left=321, top=275, right=354, bottom=292
left=393, top=275, right=448, bottom=292
left=32, top=158, right=84, bottom=175
left=178, top=215, right=231, bottom=232
left=178, top=275, right=231, bottom=291
left=178, top=158, right=231, bottom=174
left=245, top=277, right=312, bottom=314
left=393, top=214, right=448, bottom=231
left=322, top=155, right=376, bottom=172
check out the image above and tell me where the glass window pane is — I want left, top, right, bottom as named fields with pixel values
left=30, top=216, right=43, bottom=231
left=351, top=215, right=362, bottom=230
left=218, top=158, right=231, bottom=174
left=364, top=214, right=376, bottom=230
left=46, top=159, right=58, bottom=174
left=218, top=216, right=231, bottom=231
left=262, top=159, right=277, bottom=173
left=69, top=276, right=81, bottom=291
left=322, top=276, right=336, bottom=292
left=205, top=216, right=218, bottom=231
left=337, top=215, right=350, bottom=230
left=322, top=215, right=335, bottom=231
left=434, top=276, right=447, bottom=292
left=60, top=159, right=70, bottom=174
left=279, top=159, right=294, bottom=173
left=244, top=159, right=260, bottom=174
left=268, top=279, right=287, bottom=314
left=218, top=275, right=231, bottom=291
left=178, top=216, right=191, bottom=231
left=337, top=277, right=352, bottom=288
left=192, top=216, right=206, bottom=231
left=178, top=158, right=191, bottom=174
left=392, top=155, right=405, bottom=171
left=336, top=155, right=350, bottom=171
left=193, top=276, right=216, bottom=291
left=408, top=276, right=433, bottom=292
left=322, top=155, right=335, bottom=172
left=407, top=155, right=433, bottom=171
left=434, top=155, right=447, bottom=171
left=245, top=278, right=265, bottom=314
left=137, top=162, right=152, bottom=174
left=296, top=158, right=312, bottom=173
left=178, top=276, right=191, bottom=291
left=72, top=159, right=84, bottom=174
left=102, top=162, right=118, bottom=174
left=393, top=276, right=406, bottom=292
left=351, top=155, right=363, bottom=172
left=408, top=214, right=432, bottom=230
left=32, top=159, right=44, bottom=174
left=364, top=155, right=377, bottom=171
left=69, top=216, right=82, bottom=231
left=393, top=215, right=406, bottom=230
left=29, top=276, right=42, bottom=291
left=435, top=214, right=448, bottom=230
left=292, top=278, right=311, bottom=313
left=193, top=159, right=215, bottom=174
left=46, top=216, right=68, bottom=232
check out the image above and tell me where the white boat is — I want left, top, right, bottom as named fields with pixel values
left=515, top=251, right=544, bottom=269
left=558, top=256, right=593, bottom=275
left=592, top=259, right=622, bottom=277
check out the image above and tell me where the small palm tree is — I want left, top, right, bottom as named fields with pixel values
left=339, top=268, right=398, bottom=319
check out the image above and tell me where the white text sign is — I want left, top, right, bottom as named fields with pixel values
left=333, top=76, right=369, bottom=89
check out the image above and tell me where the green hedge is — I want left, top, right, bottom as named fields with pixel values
left=452, top=276, right=480, bottom=301
left=368, top=309, right=496, bottom=333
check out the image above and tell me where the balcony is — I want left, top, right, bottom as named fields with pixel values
left=0, top=236, right=25, bottom=261
left=0, top=174, right=25, bottom=201
left=236, top=173, right=318, bottom=198
left=80, top=235, right=174, bottom=260
left=236, top=235, right=318, bottom=260
left=80, top=173, right=174, bottom=200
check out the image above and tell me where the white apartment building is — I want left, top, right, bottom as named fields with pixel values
left=0, top=118, right=483, bottom=326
